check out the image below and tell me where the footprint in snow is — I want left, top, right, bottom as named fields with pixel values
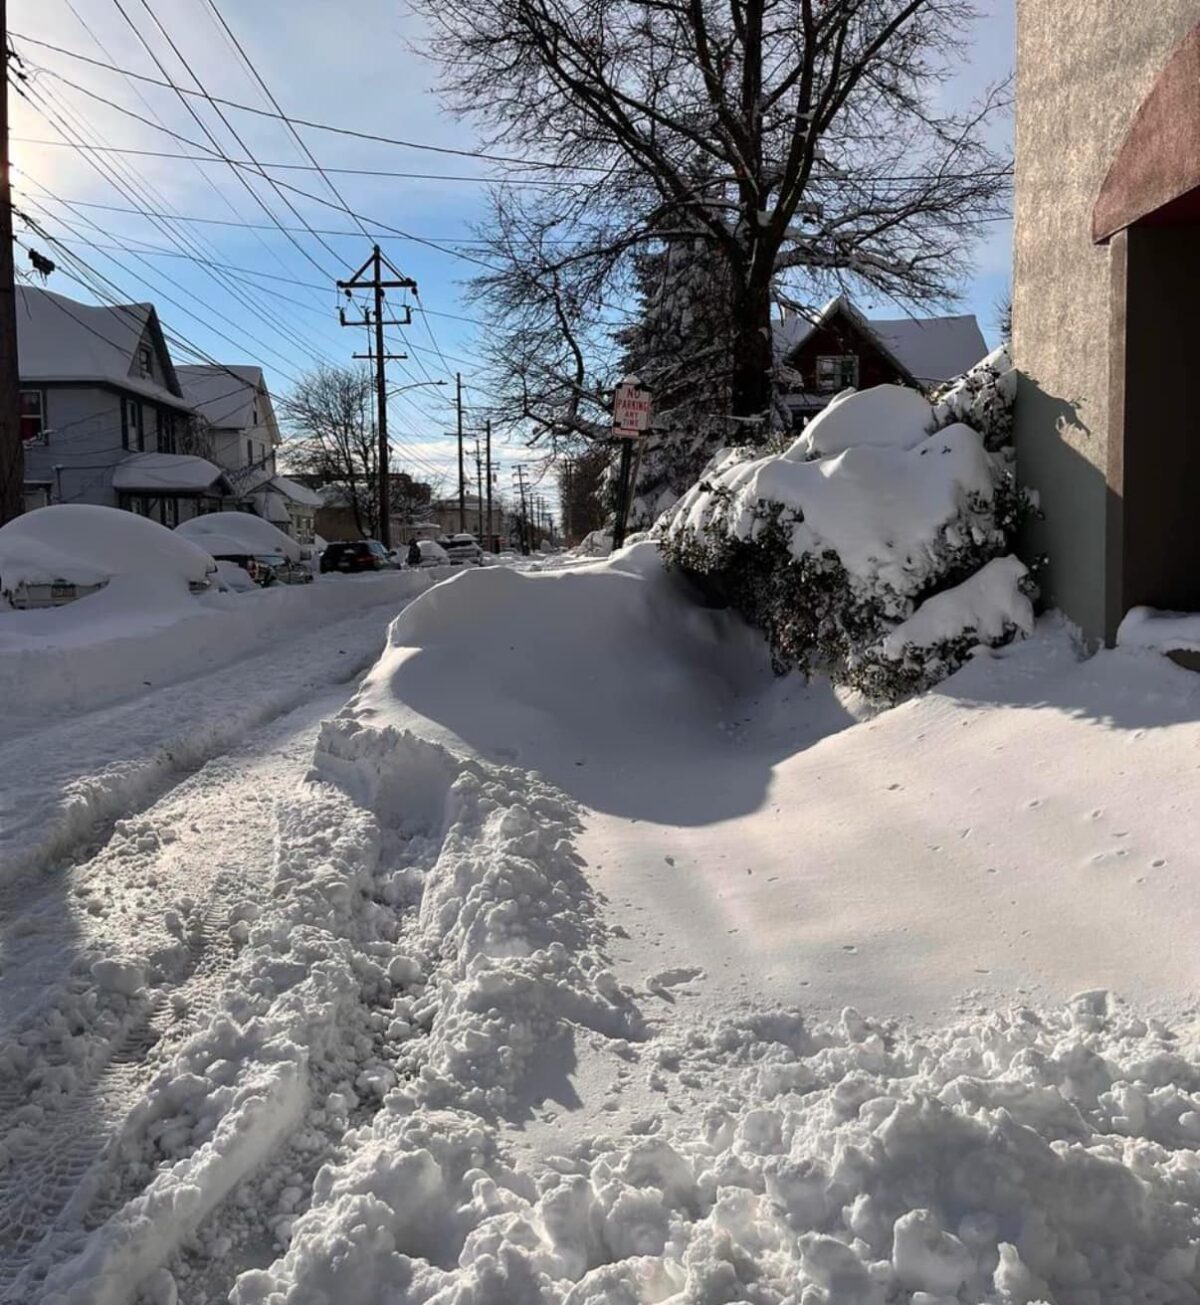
left=842, top=944, right=858, bottom=954
left=664, top=855, right=675, bottom=866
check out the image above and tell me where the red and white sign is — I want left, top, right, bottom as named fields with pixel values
left=613, top=381, right=652, bottom=437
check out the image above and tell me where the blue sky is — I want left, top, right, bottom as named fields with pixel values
left=9, top=0, right=1014, bottom=506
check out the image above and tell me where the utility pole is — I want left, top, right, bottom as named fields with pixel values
left=0, top=2, right=23, bottom=526
left=473, top=438, right=484, bottom=541
left=484, top=419, right=493, bottom=553
left=513, top=464, right=530, bottom=555
left=455, top=372, right=465, bottom=534
left=337, top=245, right=415, bottom=550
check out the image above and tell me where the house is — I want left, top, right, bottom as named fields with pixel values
left=302, top=472, right=434, bottom=545
left=775, top=296, right=987, bottom=425
left=17, top=286, right=231, bottom=523
left=1013, top=3, right=1200, bottom=645
left=429, top=495, right=510, bottom=551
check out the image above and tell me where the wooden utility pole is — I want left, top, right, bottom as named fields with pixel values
left=513, top=464, right=530, bottom=555
left=0, top=2, right=23, bottom=526
left=455, top=371, right=465, bottom=533
left=484, top=418, right=493, bottom=553
left=473, top=438, right=483, bottom=540
left=337, top=245, right=415, bottom=550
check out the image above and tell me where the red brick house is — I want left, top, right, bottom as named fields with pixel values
left=776, top=295, right=987, bottom=427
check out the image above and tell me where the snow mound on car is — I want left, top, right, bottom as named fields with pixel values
left=0, top=503, right=215, bottom=589
left=176, top=509, right=301, bottom=562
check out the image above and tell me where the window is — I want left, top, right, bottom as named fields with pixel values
left=816, top=355, right=860, bottom=393
left=247, top=438, right=254, bottom=467
left=158, top=411, right=177, bottom=455
left=19, top=390, right=44, bottom=442
left=122, top=399, right=144, bottom=451
left=136, top=344, right=153, bottom=378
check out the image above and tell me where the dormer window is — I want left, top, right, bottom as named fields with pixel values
left=136, top=345, right=153, bottom=378
left=816, top=355, right=859, bottom=393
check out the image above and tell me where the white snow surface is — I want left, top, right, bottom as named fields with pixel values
left=175, top=510, right=301, bottom=562
left=0, top=567, right=450, bottom=724
left=0, top=504, right=215, bottom=590
left=790, top=383, right=935, bottom=459
left=669, top=417, right=997, bottom=601
left=8, top=547, right=1200, bottom=1305
left=1118, top=606, right=1200, bottom=655
left=878, top=555, right=1033, bottom=658
left=110, top=453, right=225, bottom=494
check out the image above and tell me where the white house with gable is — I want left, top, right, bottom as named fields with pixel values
left=18, top=286, right=231, bottom=523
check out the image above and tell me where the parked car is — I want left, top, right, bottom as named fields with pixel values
left=176, top=512, right=306, bottom=588
left=0, top=503, right=216, bottom=607
left=401, top=538, right=451, bottom=569
left=319, top=540, right=392, bottom=573
left=440, top=533, right=484, bottom=566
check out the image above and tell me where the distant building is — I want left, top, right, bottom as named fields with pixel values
left=17, top=286, right=231, bottom=523
left=775, top=296, right=987, bottom=426
left=1014, top=2, right=1200, bottom=644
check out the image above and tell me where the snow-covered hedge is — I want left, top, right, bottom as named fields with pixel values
left=658, top=347, right=1034, bottom=698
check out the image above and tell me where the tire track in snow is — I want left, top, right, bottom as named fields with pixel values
left=0, top=600, right=402, bottom=893
left=0, top=684, right=360, bottom=1299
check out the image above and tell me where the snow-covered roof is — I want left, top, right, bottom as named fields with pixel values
left=15, top=286, right=192, bottom=411
left=111, top=452, right=229, bottom=494
left=252, top=490, right=291, bottom=525
left=870, top=314, right=988, bottom=386
left=774, top=295, right=986, bottom=386
left=176, top=364, right=276, bottom=436
left=269, top=475, right=321, bottom=508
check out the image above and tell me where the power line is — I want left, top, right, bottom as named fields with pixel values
left=104, top=0, right=342, bottom=278
left=57, top=0, right=309, bottom=288
left=10, top=72, right=342, bottom=365
left=8, top=138, right=569, bottom=186
left=12, top=33, right=597, bottom=173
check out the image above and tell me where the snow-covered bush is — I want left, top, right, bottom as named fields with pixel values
left=658, top=349, right=1034, bottom=698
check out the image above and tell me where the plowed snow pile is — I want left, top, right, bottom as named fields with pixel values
left=15, top=545, right=1200, bottom=1304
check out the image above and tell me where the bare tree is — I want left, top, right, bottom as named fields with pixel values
left=280, top=364, right=380, bottom=538
left=421, top=0, right=1010, bottom=436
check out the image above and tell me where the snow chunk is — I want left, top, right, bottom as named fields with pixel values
left=893, top=1209, right=973, bottom=1296
left=788, top=383, right=934, bottom=460
left=89, top=957, right=145, bottom=996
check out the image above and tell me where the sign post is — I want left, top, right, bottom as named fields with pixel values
left=611, top=378, right=651, bottom=550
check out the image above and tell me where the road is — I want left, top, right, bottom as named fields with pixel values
left=0, top=605, right=396, bottom=1299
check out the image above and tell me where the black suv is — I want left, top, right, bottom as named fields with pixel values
left=319, top=540, right=392, bottom=573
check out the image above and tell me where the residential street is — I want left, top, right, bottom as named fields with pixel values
left=9, top=0, right=1200, bottom=1300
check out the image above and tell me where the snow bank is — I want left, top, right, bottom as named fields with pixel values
left=0, top=504, right=214, bottom=590
left=0, top=569, right=451, bottom=722
left=176, top=510, right=302, bottom=563
left=348, top=542, right=767, bottom=783
left=1117, top=606, right=1200, bottom=655
left=790, top=383, right=934, bottom=459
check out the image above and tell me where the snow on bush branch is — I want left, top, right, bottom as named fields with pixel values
left=657, top=348, right=1035, bottom=699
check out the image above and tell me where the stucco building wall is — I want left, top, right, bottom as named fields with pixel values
left=1013, top=0, right=1200, bottom=642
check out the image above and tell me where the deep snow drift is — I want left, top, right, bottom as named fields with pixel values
left=9, top=546, right=1200, bottom=1305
